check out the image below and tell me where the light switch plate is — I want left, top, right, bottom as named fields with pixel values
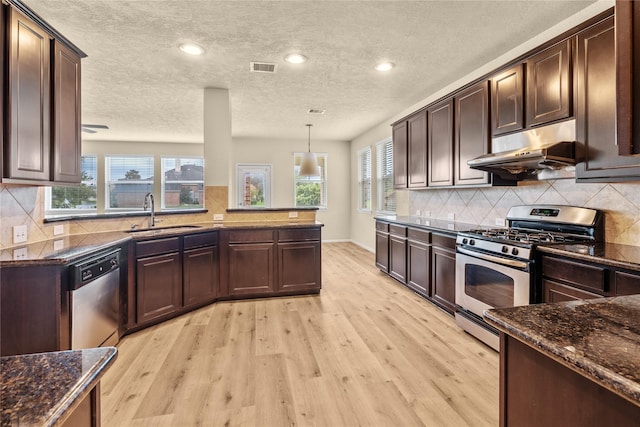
left=53, top=239, right=64, bottom=251
left=289, top=211, right=299, bottom=218
left=53, top=225, right=64, bottom=236
left=13, top=225, right=27, bottom=244
left=213, top=214, right=224, bottom=221
left=447, top=212, right=455, bottom=221
left=415, top=209, right=421, bottom=216
left=495, top=218, right=506, bottom=227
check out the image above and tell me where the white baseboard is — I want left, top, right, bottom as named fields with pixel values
left=322, top=239, right=374, bottom=253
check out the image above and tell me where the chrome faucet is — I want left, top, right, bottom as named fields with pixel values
left=143, top=193, right=155, bottom=227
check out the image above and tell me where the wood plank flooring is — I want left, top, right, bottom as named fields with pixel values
left=101, top=242, right=498, bottom=426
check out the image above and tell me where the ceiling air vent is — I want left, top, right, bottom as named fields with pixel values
left=308, top=109, right=326, bottom=114
left=250, top=62, right=277, bottom=73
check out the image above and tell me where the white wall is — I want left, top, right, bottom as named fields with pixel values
left=232, top=137, right=351, bottom=241
left=348, top=0, right=614, bottom=250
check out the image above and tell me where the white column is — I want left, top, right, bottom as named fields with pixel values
left=203, top=88, right=232, bottom=188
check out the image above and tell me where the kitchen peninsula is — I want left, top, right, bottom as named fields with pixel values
left=485, top=296, right=640, bottom=426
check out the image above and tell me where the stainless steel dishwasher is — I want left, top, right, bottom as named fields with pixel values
left=70, top=248, right=120, bottom=349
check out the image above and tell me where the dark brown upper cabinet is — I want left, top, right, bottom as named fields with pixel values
left=575, top=15, right=640, bottom=181
left=392, top=121, right=408, bottom=189
left=455, top=82, right=490, bottom=186
left=525, top=40, right=572, bottom=127
left=5, top=7, right=52, bottom=181
left=491, top=64, right=524, bottom=136
left=428, top=99, right=454, bottom=186
left=407, top=111, right=427, bottom=188
left=616, top=0, right=640, bottom=156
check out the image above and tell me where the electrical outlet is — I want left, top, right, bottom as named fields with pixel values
left=415, top=209, right=421, bottom=216
left=447, top=223, right=455, bottom=231
left=495, top=217, right=506, bottom=227
left=289, top=211, right=299, bottom=218
left=447, top=212, right=455, bottom=221
left=213, top=214, right=224, bottom=221
left=13, top=225, right=27, bottom=244
left=53, top=225, right=64, bottom=236
left=53, top=239, right=64, bottom=251
left=13, top=247, right=28, bottom=260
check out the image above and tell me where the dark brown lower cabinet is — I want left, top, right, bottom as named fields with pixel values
left=500, top=334, right=640, bottom=426
left=277, top=241, right=321, bottom=292
left=183, top=245, right=218, bottom=308
left=543, top=278, right=601, bottom=303
left=227, top=242, right=276, bottom=296
left=375, top=221, right=390, bottom=272
left=389, top=225, right=408, bottom=283
left=136, top=252, right=182, bottom=325
left=430, top=233, right=456, bottom=314
left=407, top=228, right=430, bottom=296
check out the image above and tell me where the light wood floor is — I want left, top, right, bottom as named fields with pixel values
left=101, top=242, right=498, bottom=427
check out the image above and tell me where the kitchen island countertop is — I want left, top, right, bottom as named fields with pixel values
left=1, top=346, right=118, bottom=426
left=484, top=295, right=640, bottom=405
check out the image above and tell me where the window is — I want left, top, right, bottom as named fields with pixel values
left=106, top=156, right=154, bottom=210
left=162, top=157, right=204, bottom=210
left=46, top=155, right=98, bottom=215
left=376, top=139, right=395, bottom=213
left=358, top=147, right=372, bottom=212
left=294, top=153, right=327, bottom=209
left=236, top=164, right=272, bottom=208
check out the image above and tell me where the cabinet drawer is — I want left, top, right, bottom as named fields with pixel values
left=543, top=279, right=601, bottom=303
left=227, top=229, right=274, bottom=243
left=278, top=228, right=321, bottom=242
left=615, top=270, right=640, bottom=296
left=376, top=221, right=389, bottom=232
left=408, top=227, right=430, bottom=244
left=184, top=231, right=218, bottom=250
left=431, top=233, right=456, bottom=251
left=136, top=237, right=180, bottom=258
left=542, top=256, right=606, bottom=293
left=389, top=224, right=407, bottom=237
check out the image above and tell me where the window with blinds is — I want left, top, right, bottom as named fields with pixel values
left=162, top=157, right=204, bottom=209
left=106, top=156, right=154, bottom=209
left=358, top=146, right=372, bottom=211
left=376, top=139, right=396, bottom=213
left=294, top=153, right=327, bottom=209
left=45, top=155, right=98, bottom=215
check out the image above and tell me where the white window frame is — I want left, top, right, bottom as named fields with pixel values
left=105, top=155, right=154, bottom=211
left=376, top=138, right=396, bottom=214
left=357, top=146, right=372, bottom=213
left=235, top=163, right=272, bottom=208
left=45, top=155, right=98, bottom=217
left=293, top=152, right=328, bottom=210
left=161, top=157, right=205, bottom=210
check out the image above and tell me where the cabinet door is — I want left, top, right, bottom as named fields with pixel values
left=543, top=279, right=601, bottom=303
left=616, top=0, right=640, bottom=156
left=428, top=99, right=454, bottom=187
left=52, top=41, right=82, bottom=183
left=183, top=245, right=218, bottom=308
left=389, top=235, right=407, bottom=283
left=455, top=82, right=490, bottom=185
left=407, top=239, right=430, bottom=296
left=375, top=231, right=389, bottom=272
left=491, top=65, right=524, bottom=136
left=277, top=242, right=321, bottom=293
left=431, top=235, right=456, bottom=314
left=392, top=121, right=408, bottom=189
left=6, top=8, right=51, bottom=181
left=615, top=270, right=640, bottom=296
left=228, top=243, right=275, bottom=296
left=136, top=253, right=182, bottom=324
left=575, top=16, right=640, bottom=181
left=526, top=40, right=572, bottom=127
left=407, top=111, right=427, bottom=188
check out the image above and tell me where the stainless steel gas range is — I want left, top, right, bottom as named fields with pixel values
left=454, top=205, right=604, bottom=350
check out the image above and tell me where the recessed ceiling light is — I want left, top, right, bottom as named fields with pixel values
left=285, top=53, right=308, bottom=64
left=179, top=43, right=205, bottom=56
left=375, top=62, right=394, bottom=72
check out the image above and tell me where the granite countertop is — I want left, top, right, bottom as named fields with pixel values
left=1, top=347, right=118, bottom=426
left=375, top=215, right=479, bottom=234
left=0, top=220, right=322, bottom=266
left=484, top=295, right=640, bottom=405
left=538, top=242, right=640, bottom=272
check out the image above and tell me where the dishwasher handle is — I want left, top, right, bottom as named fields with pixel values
left=70, top=248, right=121, bottom=290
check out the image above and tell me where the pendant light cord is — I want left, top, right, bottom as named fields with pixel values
left=306, top=124, right=313, bottom=152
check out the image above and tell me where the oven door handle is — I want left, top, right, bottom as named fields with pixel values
left=456, top=247, right=529, bottom=270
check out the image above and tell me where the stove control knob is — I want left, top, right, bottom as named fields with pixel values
left=469, top=239, right=475, bottom=245
left=462, top=238, right=468, bottom=245
left=511, top=248, right=519, bottom=256
left=501, top=246, right=509, bottom=253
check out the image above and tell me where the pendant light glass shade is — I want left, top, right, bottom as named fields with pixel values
left=298, top=124, right=320, bottom=176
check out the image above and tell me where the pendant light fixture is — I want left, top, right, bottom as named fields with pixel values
left=298, top=124, right=321, bottom=177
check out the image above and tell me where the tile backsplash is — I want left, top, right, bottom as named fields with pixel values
left=409, top=179, right=640, bottom=246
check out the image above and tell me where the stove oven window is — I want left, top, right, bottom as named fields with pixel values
left=465, top=264, right=514, bottom=308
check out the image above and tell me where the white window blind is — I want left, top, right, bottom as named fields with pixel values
left=106, top=156, right=154, bottom=210
left=358, top=146, right=372, bottom=211
left=376, top=139, right=396, bottom=213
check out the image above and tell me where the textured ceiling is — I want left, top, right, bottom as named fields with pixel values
left=25, top=0, right=597, bottom=143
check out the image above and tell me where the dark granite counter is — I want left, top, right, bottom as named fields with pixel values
left=0, top=221, right=322, bottom=266
left=375, top=215, right=479, bottom=234
left=1, top=346, right=118, bottom=426
left=484, top=295, right=640, bottom=405
left=538, top=242, right=640, bottom=272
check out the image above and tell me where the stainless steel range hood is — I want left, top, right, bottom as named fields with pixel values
left=468, top=120, right=578, bottom=180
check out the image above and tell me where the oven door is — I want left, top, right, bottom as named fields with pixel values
left=455, top=247, right=531, bottom=319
